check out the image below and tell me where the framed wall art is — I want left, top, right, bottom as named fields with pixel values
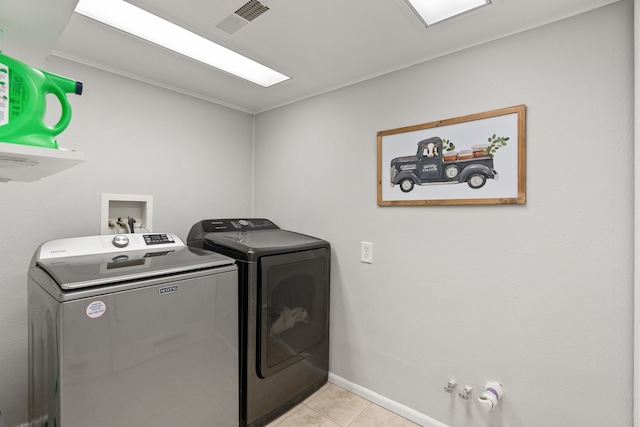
left=377, top=105, right=526, bottom=206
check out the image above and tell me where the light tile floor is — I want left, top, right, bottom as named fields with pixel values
left=266, top=383, right=421, bottom=427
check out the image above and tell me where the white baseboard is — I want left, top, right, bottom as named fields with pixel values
left=328, top=372, right=449, bottom=427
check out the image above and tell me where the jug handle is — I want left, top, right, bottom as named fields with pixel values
left=42, top=71, right=82, bottom=135
left=45, top=87, right=72, bottom=135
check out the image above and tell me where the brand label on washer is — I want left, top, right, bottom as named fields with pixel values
left=159, top=285, right=178, bottom=295
left=86, top=301, right=106, bottom=319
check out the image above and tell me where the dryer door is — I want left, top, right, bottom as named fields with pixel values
left=258, top=247, right=329, bottom=378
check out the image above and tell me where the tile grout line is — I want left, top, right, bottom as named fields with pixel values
left=345, top=401, right=373, bottom=427
left=303, top=394, right=373, bottom=427
left=302, top=402, right=346, bottom=427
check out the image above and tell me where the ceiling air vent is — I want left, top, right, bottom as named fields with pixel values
left=215, top=0, right=270, bottom=34
left=235, top=0, right=270, bottom=21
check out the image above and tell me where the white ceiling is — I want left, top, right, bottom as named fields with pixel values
left=2, top=0, right=622, bottom=113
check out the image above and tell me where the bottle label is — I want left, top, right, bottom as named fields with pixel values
left=0, top=62, right=7, bottom=126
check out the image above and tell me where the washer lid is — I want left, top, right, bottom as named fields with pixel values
left=35, top=236, right=235, bottom=290
left=199, top=229, right=329, bottom=261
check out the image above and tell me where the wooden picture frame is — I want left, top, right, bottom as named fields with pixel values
left=377, top=105, right=526, bottom=206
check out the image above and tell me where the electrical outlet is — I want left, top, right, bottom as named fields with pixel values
left=361, top=242, right=373, bottom=264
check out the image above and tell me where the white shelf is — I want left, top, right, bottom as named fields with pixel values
left=0, top=142, right=87, bottom=182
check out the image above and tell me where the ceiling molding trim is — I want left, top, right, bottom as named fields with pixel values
left=254, top=0, right=623, bottom=113
left=50, top=50, right=255, bottom=114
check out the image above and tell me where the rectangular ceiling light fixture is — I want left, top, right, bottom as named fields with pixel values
left=404, top=0, right=490, bottom=26
left=74, top=0, right=290, bottom=87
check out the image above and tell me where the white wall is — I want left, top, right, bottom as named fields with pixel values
left=0, top=58, right=254, bottom=426
left=254, top=1, right=634, bottom=426
left=0, top=1, right=633, bottom=426
left=635, top=0, right=640, bottom=424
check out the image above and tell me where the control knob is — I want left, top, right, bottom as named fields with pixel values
left=112, top=235, right=129, bottom=248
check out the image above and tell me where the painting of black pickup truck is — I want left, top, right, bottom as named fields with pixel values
left=390, top=136, right=500, bottom=192
left=378, top=105, right=526, bottom=206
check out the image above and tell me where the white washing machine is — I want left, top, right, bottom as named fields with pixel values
left=28, top=233, right=238, bottom=427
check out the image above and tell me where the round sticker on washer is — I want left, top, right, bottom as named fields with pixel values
left=86, top=301, right=106, bottom=319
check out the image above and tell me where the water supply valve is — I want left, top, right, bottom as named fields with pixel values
left=458, top=385, right=473, bottom=400
left=443, top=380, right=457, bottom=393
left=478, top=382, right=503, bottom=411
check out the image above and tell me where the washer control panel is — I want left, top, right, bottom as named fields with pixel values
left=200, top=218, right=279, bottom=233
left=38, top=233, right=184, bottom=260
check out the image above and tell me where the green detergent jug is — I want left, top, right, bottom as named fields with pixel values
left=0, top=51, right=83, bottom=149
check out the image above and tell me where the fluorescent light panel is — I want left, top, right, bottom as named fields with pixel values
left=405, top=0, right=490, bottom=26
left=74, top=0, right=290, bottom=87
